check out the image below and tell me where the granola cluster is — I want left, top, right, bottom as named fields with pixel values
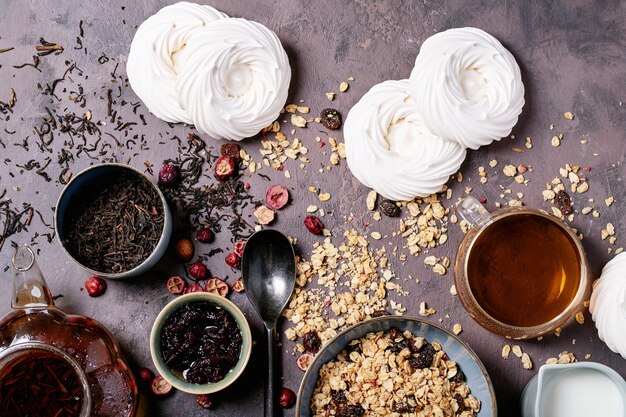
left=311, top=329, right=480, bottom=417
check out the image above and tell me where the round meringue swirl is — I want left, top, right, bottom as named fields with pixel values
left=409, top=27, right=525, bottom=150
left=590, top=252, right=626, bottom=359
left=126, top=2, right=227, bottom=124
left=344, top=79, right=466, bottom=201
left=175, top=18, right=291, bottom=141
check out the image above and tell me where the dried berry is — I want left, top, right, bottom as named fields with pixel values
left=225, top=252, right=241, bottom=269
left=196, top=228, right=214, bottom=243
left=253, top=205, right=275, bottom=225
left=339, top=404, right=365, bottom=417
left=138, top=368, right=154, bottom=382
left=184, top=283, right=204, bottom=294
left=233, top=240, right=246, bottom=257
left=331, top=389, right=347, bottom=403
left=449, top=369, right=466, bottom=383
left=150, top=375, right=173, bottom=396
left=408, top=343, right=436, bottom=370
left=166, top=276, right=186, bottom=294
left=196, top=394, right=215, bottom=410
left=220, top=143, right=241, bottom=160
left=379, top=199, right=400, bottom=217
left=174, top=238, right=194, bottom=262
left=302, top=331, right=322, bottom=353
left=370, top=310, right=389, bottom=318
left=158, top=163, right=179, bottom=186
left=214, top=156, right=236, bottom=181
left=304, top=215, right=324, bottom=235
left=393, top=401, right=416, bottom=413
left=204, top=278, right=229, bottom=297
left=189, top=261, right=209, bottom=280
left=265, top=185, right=290, bottom=210
left=296, top=353, right=314, bottom=371
left=279, top=387, right=296, bottom=409
left=85, top=276, right=106, bottom=297
left=555, top=190, right=573, bottom=215
left=232, top=279, right=245, bottom=293
left=453, top=394, right=466, bottom=413
left=320, top=108, right=342, bottom=130
left=389, top=327, right=401, bottom=341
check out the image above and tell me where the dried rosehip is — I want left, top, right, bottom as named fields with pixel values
left=265, top=185, right=290, bottom=210
left=158, top=163, right=179, bottom=186
left=196, top=227, right=214, bottom=243
left=214, top=156, right=235, bottom=181
left=204, top=277, right=229, bottom=297
left=189, top=261, right=209, bottom=280
left=296, top=353, right=314, bottom=371
left=196, top=394, right=215, bottom=410
left=253, top=205, right=275, bottom=225
left=232, top=279, right=245, bottom=293
left=174, top=238, right=194, bottom=262
left=220, top=143, right=240, bottom=160
left=150, top=375, right=172, bottom=396
left=304, top=215, right=324, bottom=235
left=138, top=368, right=154, bottom=382
left=279, top=387, right=296, bottom=409
left=184, top=283, right=204, bottom=294
left=233, top=240, right=246, bottom=257
left=225, top=252, right=241, bottom=269
left=302, top=331, right=322, bottom=353
left=166, top=276, right=186, bottom=294
left=85, top=276, right=106, bottom=297
left=379, top=199, right=401, bottom=217
left=320, top=108, right=342, bottom=130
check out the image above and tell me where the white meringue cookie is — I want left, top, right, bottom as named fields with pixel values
left=590, top=252, right=626, bottom=359
left=175, top=18, right=291, bottom=141
left=409, top=27, right=525, bottom=150
left=126, top=2, right=227, bottom=124
left=344, top=79, right=466, bottom=201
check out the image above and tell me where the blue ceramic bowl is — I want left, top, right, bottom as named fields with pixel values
left=296, top=316, right=497, bottom=417
left=54, top=163, right=172, bottom=279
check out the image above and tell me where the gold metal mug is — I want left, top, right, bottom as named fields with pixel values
left=453, top=196, right=591, bottom=339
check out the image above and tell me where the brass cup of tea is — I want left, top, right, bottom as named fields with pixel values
left=453, top=196, right=591, bottom=339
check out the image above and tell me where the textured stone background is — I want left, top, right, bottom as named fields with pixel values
left=1, top=1, right=625, bottom=416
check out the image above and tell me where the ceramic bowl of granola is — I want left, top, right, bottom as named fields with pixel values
left=296, top=316, right=496, bottom=417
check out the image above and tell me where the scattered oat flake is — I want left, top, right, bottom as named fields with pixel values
left=370, top=232, right=382, bottom=240
left=564, top=112, right=574, bottom=120
left=575, top=311, right=585, bottom=324
left=551, top=135, right=561, bottom=147
left=503, top=165, right=517, bottom=177
left=512, top=345, right=523, bottom=358
left=605, top=196, right=615, bottom=206
left=291, top=114, right=307, bottom=128
left=339, top=81, right=349, bottom=92
left=521, top=353, right=533, bottom=370
left=366, top=190, right=377, bottom=211
left=501, top=344, right=511, bottom=359
left=325, top=92, right=335, bottom=101
left=306, top=205, right=318, bottom=213
left=452, top=323, right=462, bottom=335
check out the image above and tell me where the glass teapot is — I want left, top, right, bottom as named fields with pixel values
left=0, top=244, right=138, bottom=417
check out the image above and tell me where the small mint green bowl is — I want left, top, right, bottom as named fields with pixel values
left=150, top=292, right=252, bottom=394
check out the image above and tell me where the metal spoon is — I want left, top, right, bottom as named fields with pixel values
left=242, top=229, right=296, bottom=417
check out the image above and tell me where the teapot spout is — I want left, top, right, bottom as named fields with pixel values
left=11, top=244, right=54, bottom=309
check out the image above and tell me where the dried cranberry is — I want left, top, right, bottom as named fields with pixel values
left=302, top=331, right=322, bottom=353
left=166, top=276, right=186, bottom=294
left=320, top=108, right=342, bottom=130
left=233, top=240, right=246, bottom=257
left=158, top=163, right=179, bottom=186
left=196, top=228, right=214, bottom=243
left=232, top=279, right=245, bottom=293
left=379, top=199, right=400, bottom=217
left=85, top=276, right=106, bottom=297
left=279, top=387, right=296, bottom=409
left=137, top=368, right=154, bottom=382
left=304, top=215, right=324, bottom=235
left=265, top=185, right=290, bottom=210
left=150, top=375, right=173, bottom=396
left=340, top=404, right=365, bottom=417
left=454, top=394, right=467, bottom=413
left=174, top=238, right=194, bottom=262
left=214, top=156, right=235, bottom=181
left=220, top=143, right=240, bottom=160
left=225, top=252, right=240, bottom=269
left=189, top=261, right=209, bottom=280
left=296, top=353, right=314, bottom=371
left=196, top=394, right=215, bottom=410
left=204, top=277, right=229, bottom=297
left=555, top=190, right=573, bottom=215
left=184, top=283, right=204, bottom=294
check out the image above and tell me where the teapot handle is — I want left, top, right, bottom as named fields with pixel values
left=11, top=244, right=54, bottom=309
left=456, top=196, right=492, bottom=229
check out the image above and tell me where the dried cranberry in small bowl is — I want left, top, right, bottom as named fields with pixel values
left=138, top=368, right=154, bottom=382
left=150, top=375, right=173, bottom=395
left=233, top=240, right=246, bottom=257
left=225, top=252, right=240, bottom=269
left=214, top=156, right=235, bottom=181
left=265, top=185, right=290, bottom=210
left=174, top=238, right=194, bottom=262
left=204, top=278, right=229, bottom=297
left=196, top=228, right=214, bottom=243
left=279, top=387, right=296, bottom=408
left=158, top=163, right=179, bottom=186
left=189, top=261, right=209, bottom=280
left=184, top=283, right=204, bottom=294
left=85, top=276, right=106, bottom=297
left=196, top=394, right=215, bottom=410
left=166, top=276, right=186, bottom=294
left=304, top=215, right=324, bottom=235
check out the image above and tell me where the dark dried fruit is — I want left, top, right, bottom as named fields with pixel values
left=279, top=387, right=296, bottom=409
left=225, top=252, right=241, bottom=269
left=158, top=163, right=179, bottom=186
left=453, top=394, right=466, bottom=413
left=214, top=156, right=236, bottom=181
left=220, top=143, right=241, bottom=160
left=150, top=375, right=172, bottom=395
left=204, top=277, right=229, bottom=297
left=320, top=108, right=342, bottom=130
left=302, top=331, right=322, bottom=353
left=379, top=199, right=400, bottom=217
left=449, top=369, right=466, bottom=383
left=232, top=279, right=245, bottom=293
left=388, top=327, right=401, bottom=341
left=370, top=310, right=389, bottom=318
left=174, top=238, right=194, bottom=262
left=304, top=215, right=324, bottom=235
left=189, top=261, right=209, bottom=280
left=233, top=240, right=246, bottom=257
left=184, top=283, right=204, bottom=294
left=555, top=190, right=573, bottom=215
left=166, top=276, right=186, bottom=294
left=265, top=185, right=290, bottom=210
left=196, top=228, right=214, bottom=243
left=339, top=404, right=365, bottom=417
left=408, top=343, right=435, bottom=370
left=331, top=389, right=347, bottom=403
left=85, top=276, right=106, bottom=297
left=389, top=338, right=412, bottom=354
left=196, top=394, right=215, bottom=410
left=138, top=368, right=154, bottom=382
left=393, top=401, right=416, bottom=413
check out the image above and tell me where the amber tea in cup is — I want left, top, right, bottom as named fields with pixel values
left=454, top=196, right=590, bottom=339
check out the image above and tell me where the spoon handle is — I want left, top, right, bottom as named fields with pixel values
left=265, top=326, right=277, bottom=417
